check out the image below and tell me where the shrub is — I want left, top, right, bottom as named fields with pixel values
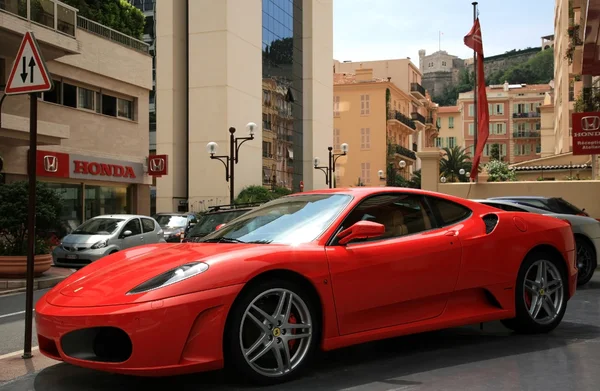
left=0, top=181, right=63, bottom=256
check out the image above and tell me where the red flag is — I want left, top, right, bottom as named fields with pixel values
left=464, top=18, right=489, bottom=181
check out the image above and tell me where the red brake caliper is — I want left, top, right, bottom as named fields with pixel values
left=288, top=313, right=298, bottom=350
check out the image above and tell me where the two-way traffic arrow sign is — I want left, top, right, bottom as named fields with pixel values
left=5, top=31, right=53, bottom=95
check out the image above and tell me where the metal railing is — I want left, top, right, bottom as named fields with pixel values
left=77, top=16, right=150, bottom=54
left=513, top=131, right=541, bottom=138
left=513, top=112, right=541, bottom=118
left=388, top=144, right=417, bottom=160
left=0, top=0, right=78, bottom=37
left=411, top=112, right=426, bottom=124
left=410, top=82, right=426, bottom=97
left=387, top=110, right=416, bottom=130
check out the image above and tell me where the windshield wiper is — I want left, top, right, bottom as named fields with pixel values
left=201, top=237, right=247, bottom=243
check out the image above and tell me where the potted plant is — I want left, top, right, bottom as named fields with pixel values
left=0, top=181, right=64, bottom=277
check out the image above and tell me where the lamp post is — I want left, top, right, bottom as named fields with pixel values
left=206, top=122, right=256, bottom=203
left=313, top=157, right=329, bottom=185
left=328, top=143, right=348, bottom=189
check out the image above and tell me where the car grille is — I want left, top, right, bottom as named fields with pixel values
left=57, top=258, right=92, bottom=265
left=62, top=245, right=90, bottom=252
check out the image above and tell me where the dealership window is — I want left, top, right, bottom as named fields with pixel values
left=45, top=183, right=84, bottom=230
left=85, top=185, right=130, bottom=220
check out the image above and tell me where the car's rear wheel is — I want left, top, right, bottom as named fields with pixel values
left=575, top=237, right=596, bottom=286
left=225, top=280, right=320, bottom=385
left=501, top=252, right=567, bottom=334
left=225, top=279, right=319, bottom=385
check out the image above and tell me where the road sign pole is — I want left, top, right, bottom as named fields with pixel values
left=22, top=93, right=37, bottom=359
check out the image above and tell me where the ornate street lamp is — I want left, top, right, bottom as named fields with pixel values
left=206, top=122, right=256, bottom=203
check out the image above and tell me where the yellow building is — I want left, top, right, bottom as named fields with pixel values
left=332, top=68, right=439, bottom=187
left=435, top=106, right=464, bottom=150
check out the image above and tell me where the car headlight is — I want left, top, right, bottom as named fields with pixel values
left=91, top=239, right=108, bottom=249
left=127, top=262, right=209, bottom=295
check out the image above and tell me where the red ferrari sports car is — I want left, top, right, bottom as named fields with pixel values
left=36, top=187, right=577, bottom=384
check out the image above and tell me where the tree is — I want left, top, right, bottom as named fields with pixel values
left=487, top=48, right=554, bottom=86
left=234, top=185, right=291, bottom=205
left=439, top=146, right=473, bottom=182
left=486, top=160, right=517, bottom=182
left=62, top=0, right=146, bottom=39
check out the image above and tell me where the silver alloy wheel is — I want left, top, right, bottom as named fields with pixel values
left=523, top=259, right=564, bottom=325
left=239, top=288, right=313, bottom=378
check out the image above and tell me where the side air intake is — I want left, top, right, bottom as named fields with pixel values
left=482, top=214, right=499, bottom=234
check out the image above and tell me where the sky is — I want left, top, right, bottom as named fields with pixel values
left=333, top=0, right=555, bottom=66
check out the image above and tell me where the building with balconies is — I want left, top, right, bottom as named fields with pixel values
left=435, top=105, right=464, bottom=151
left=332, top=68, right=439, bottom=186
left=0, top=0, right=152, bottom=227
left=457, top=82, right=551, bottom=165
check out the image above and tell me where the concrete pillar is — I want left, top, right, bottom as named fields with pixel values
left=416, top=149, right=442, bottom=192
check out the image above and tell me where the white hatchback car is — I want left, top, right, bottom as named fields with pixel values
left=52, top=214, right=166, bottom=268
left=473, top=199, right=599, bottom=286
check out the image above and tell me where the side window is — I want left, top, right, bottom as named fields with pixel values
left=122, top=218, right=142, bottom=236
left=427, top=197, right=472, bottom=226
left=482, top=202, right=526, bottom=212
left=339, top=194, right=434, bottom=242
left=141, top=218, right=155, bottom=233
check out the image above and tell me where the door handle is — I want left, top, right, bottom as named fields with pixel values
left=445, top=230, right=458, bottom=237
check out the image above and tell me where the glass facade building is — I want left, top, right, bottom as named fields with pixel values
left=261, top=0, right=303, bottom=192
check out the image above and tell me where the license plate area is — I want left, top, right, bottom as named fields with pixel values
left=65, top=254, right=78, bottom=260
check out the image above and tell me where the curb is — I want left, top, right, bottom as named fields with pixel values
left=0, top=273, right=70, bottom=296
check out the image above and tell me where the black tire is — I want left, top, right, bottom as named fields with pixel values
left=575, top=237, right=596, bottom=286
left=224, top=278, right=320, bottom=385
left=501, top=251, right=568, bottom=334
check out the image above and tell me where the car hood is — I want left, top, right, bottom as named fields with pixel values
left=61, top=234, right=111, bottom=245
left=44, top=242, right=289, bottom=308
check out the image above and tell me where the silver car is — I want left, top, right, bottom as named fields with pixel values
left=472, top=199, right=599, bottom=286
left=52, top=214, right=166, bottom=268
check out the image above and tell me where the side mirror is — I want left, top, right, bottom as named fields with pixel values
left=215, top=223, right=226, bottom=231
left=122, top=230, right=133, bottom=237
left=337, top=221, right=385, bottom=245
left=189, top=222, right=196, bottom=227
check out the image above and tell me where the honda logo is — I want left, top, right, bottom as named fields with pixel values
left=149, top=157, right=165, bottom=172
left=43, top=155, right=58, bottom=173
left=581, top=116, right=600, bottom=131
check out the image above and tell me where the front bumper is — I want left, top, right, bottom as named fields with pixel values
left=590, top=237, right=600, bottom=268
left=35, top=284, right=243, bottom=376
left=52, top=246, right=116, bottom=267
left=566, top=249, right=577, bottom=298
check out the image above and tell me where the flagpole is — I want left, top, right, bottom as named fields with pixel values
left=472, top=1, right=478, bottom=183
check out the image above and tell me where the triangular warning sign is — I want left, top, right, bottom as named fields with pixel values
left=5, top=31, right=53, bottom=95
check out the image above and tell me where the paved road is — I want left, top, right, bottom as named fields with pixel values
left=2, top=279, right=600, bottom=391
left=0, top=289, right=49, bottom=356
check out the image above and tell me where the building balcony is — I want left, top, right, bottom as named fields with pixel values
left=387, top=110, right=416, bottom=132
left=388, top=143, right=417, bottom=161
left=513, top=112, right=541, bottom=119
left=77, top=16, right=149, bottom=54
left=411, top=112, right=426, bottom=125
left=0, top=0, right=79, bottom=59
left=513, top=131, right=541, bottom=138
left=410, top=82, right=426, bottom=100
left=0, top=106, right=70, bottom=146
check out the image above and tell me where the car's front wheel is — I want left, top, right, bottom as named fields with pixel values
left=225, top=279, right=319, bottom=385
left=502, top=252, right=567, bottom=334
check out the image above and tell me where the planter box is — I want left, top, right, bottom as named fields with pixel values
left=0, top=254, right=53, bottom=278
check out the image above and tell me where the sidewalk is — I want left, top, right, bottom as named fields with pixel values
left=0, top=267, right=75, bottom=296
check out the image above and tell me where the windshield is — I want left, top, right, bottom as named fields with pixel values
left=154, top=215, right=188, bottom=227
left=71, top=218, right=125, bottom=235
left=188, top=210, right=249, bottom=237
left=199, top=194, right=352, bottom=245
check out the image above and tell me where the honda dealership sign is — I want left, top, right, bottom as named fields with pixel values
left=572, top=112, right=600, bottom=155
left=34, top=150, right=146, bottom=184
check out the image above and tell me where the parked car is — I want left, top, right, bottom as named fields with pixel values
left=182, top=203, right=260, bottom=242
left=52, top=214, right=166, bottom=268
left=473, top=198, right=599, bottom=286
left=153, top=212, right=200, bottom=242
left=37, top=188, right=577, bottom=384
left=488, top=196, right=592, bottom=218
